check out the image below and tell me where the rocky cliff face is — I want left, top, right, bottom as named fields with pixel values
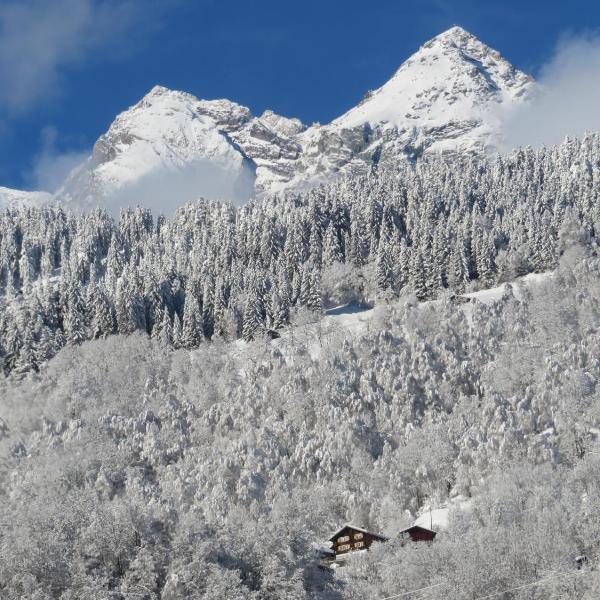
left=46, top=26, right=534, bottom=210
left=194, top=99, right=306, bottom=194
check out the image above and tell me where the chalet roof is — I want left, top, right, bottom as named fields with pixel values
left=328, top=523, right=388, bottom=542
left=399, top=525, right=437, bottom=535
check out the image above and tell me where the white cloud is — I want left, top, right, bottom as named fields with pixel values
left=501, top=32, right=600, bottom=150
left=0, top=0, right=143, bottom=114
left=26, top=126, right=88, bottom=192
left=103, top=161, right=256, bottom=217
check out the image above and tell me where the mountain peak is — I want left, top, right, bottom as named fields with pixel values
left=55, top=82, right=256, bottom=212
left=419, top=26, right=500, bottom=60
left=432, top=25, right=477, bottom=44
left=147, top=84, right=171, bottom=96
left=140, top=84, right=191, bottom=104
left=332, top=26, right=532, bottom=131
left=137, top=84, right=200, bottom=109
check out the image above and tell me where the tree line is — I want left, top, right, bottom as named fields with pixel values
left=2, top=134, right=600, bottom=374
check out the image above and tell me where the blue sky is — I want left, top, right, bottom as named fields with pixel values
left=0, top=0, right=598, bottom=191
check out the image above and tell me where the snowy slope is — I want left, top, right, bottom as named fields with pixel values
left=0, top=187, right=51, bottom=210
left=414, top=497, right=473, bottom=531
left=461, top=272, right=551, bottom=305
left=268, top=272, right=552, bottom=361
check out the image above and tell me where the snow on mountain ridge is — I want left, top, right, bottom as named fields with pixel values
left=92, top=85, right=246, bottom=178
left=9, top=27, right=534, bottom=211
left=334, top=25, right=531, bottom=129
left=55, top=85, right=257, bottom=212
left=264, top=26, right=533, bottom=192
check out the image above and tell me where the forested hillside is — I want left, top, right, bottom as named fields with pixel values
left=5, top=3, right=600, bottom=598
left=4, top=133, right=600, bottom=599
left=3, top=250, right=600, bottom=598
left=2, top=134, right=600, bottom=375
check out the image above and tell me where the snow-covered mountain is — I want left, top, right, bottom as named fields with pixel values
left=293, top=26, right=532, bottom=188
left=18, top=26, right=534, bottom=211
left=54, top=87, right=257, bottom=213
left=54, top=86, right=310, bottom=210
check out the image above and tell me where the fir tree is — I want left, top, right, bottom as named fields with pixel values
left=242, top=286, right=264, bottom=342
left=181, top=293, right=204, bottom=349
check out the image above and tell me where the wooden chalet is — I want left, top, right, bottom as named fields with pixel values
left=398, top=525, right=437, bottom=543
left=320, top=522, right=437, bottom=568
left=328, top=524, right=388, bottom=558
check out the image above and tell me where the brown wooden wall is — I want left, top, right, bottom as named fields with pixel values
left=409, top=529, right=435, bottom=542
left=331, top=527, right=385, bottom=555
left=399, top=526, right=437, bottom=543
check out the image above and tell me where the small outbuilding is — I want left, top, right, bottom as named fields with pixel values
left=398, top=525, right=437, bottom=543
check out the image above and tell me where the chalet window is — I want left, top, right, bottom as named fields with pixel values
left=354, top=533, right=364, bottom=540
left=355, top=541, right=365, bottom=548
left=338, top=543, right=351, bottom=551
left=338, top=535, right=350, bottom=543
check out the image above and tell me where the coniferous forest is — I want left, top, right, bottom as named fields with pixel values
left=2, top=136, right=600, bottom=375
left=5, top=136, right=600, bottom=598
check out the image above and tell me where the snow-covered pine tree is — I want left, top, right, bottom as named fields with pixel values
left=89, top=283, right=116, bottom=339
left=242, top=284, right=264, bottom=342
left=64, top=281, right=89, bottom=345
left=181, top=292, right=204, bottom=349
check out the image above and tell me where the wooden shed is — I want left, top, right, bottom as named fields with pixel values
left=398, top=525, right=437, bottom=543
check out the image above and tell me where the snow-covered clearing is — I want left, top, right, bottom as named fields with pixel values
left=414, top=496, right=473, bottom=531
left=265, top=271, right=553, bottom=361
left=462, top=271, right=552, bottom=305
